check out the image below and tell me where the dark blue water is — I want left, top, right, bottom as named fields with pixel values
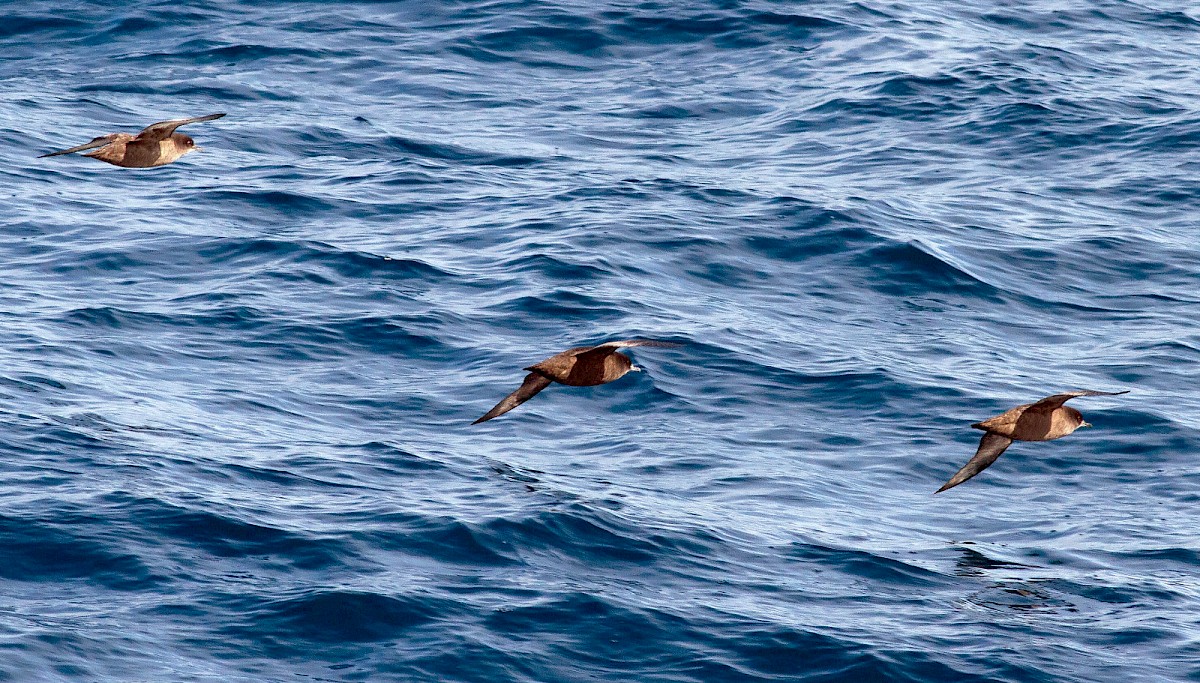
left=2, top=1, right=1198, bottom=681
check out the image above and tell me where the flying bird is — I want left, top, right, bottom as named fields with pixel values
left=936, top=389, right=1128, bottom=493
left=39, top=113, right=226, bottom=168
left=473, top=340, right=681, bottom=424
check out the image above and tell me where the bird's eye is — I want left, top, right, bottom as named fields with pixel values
left=187, top=139, right=194, bottom=146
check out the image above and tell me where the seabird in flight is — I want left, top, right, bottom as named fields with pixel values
left=39, top=113, right=226, bottom=168
left=936, top=389, right=1128, bottom=493
left=473, top=340, right=681, bottom=424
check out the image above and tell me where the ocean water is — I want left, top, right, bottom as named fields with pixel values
left=1, top=0, right=1199, bottom=680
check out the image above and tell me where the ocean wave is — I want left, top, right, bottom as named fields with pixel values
left=5, top=0, right=1200, bottom=680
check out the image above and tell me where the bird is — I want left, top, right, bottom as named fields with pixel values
left=39, top=113, right=226, bottom=168
left=473, top=340, right=681, bottom=424
left=936, top=389, right=1128, bottom=493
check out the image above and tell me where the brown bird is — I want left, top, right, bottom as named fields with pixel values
left=936, top=389, right=1128, bottom=493
left=473, top=340, right=681, bottom=424
left=39, top=113, right=226, bottom=168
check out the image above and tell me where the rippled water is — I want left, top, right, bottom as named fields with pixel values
left=2, top=1, right=1200, bottom=681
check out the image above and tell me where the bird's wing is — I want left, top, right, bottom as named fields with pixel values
left=571, top=339, right=681, bottom=365
left=134, top=113, right=226, bottom=142
left=38, top=134, right=119, bottom=158
left=472, top=372, right=553, bottom=424
left=936, top=432, right=1014, bottom=493
left=585, top=340, right=682, bottom=351
left=1029, top=389, right=1129, bottom=412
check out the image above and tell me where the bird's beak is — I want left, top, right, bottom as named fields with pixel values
left=1081, top=421, right=1093, bottom=428
left=630, top=365, right=642, bottom=372
left=192, top=146, right=203, bottom=152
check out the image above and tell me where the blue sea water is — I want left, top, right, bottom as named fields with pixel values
left=1, top=0, right=1199, bottom=680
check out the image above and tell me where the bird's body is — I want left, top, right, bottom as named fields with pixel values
left=524, top=345, right=637, bottom=386
left=39, top=113, right=225, bottom=168
left=77, top=132, right=187, bottom=168
left=937, top=389, right=1128, bottom=493
left=970, top=403, right=1086, bottom=441
left=473, top=340, right=679, bottom=424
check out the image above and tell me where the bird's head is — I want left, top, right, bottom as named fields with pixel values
left=1062, top=406, right=1090, bottom=434
left=172, top=133, right=200, bottom=155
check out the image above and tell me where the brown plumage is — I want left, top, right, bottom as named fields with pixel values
left=473, top=340, right=681, bottom=424
left=39, top=113, right=226, bottom=168
left=936, top=389, right=1128, bottom=493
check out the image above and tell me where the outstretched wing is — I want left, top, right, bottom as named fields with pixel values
left=1029, top=389, right=1129, bottom=412
left=575, top=339, right=681, bottom=358
left=572, top=339, right=682, bottom=366
left=936, top=432, right=1014, bottom=493
left=38, top=134, right=119, bottom=158
left=472, top=372, right=553, bottom=424
left=134, top=113, right=226, bottom=142
left=584, top=340, right=682, bottom=351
